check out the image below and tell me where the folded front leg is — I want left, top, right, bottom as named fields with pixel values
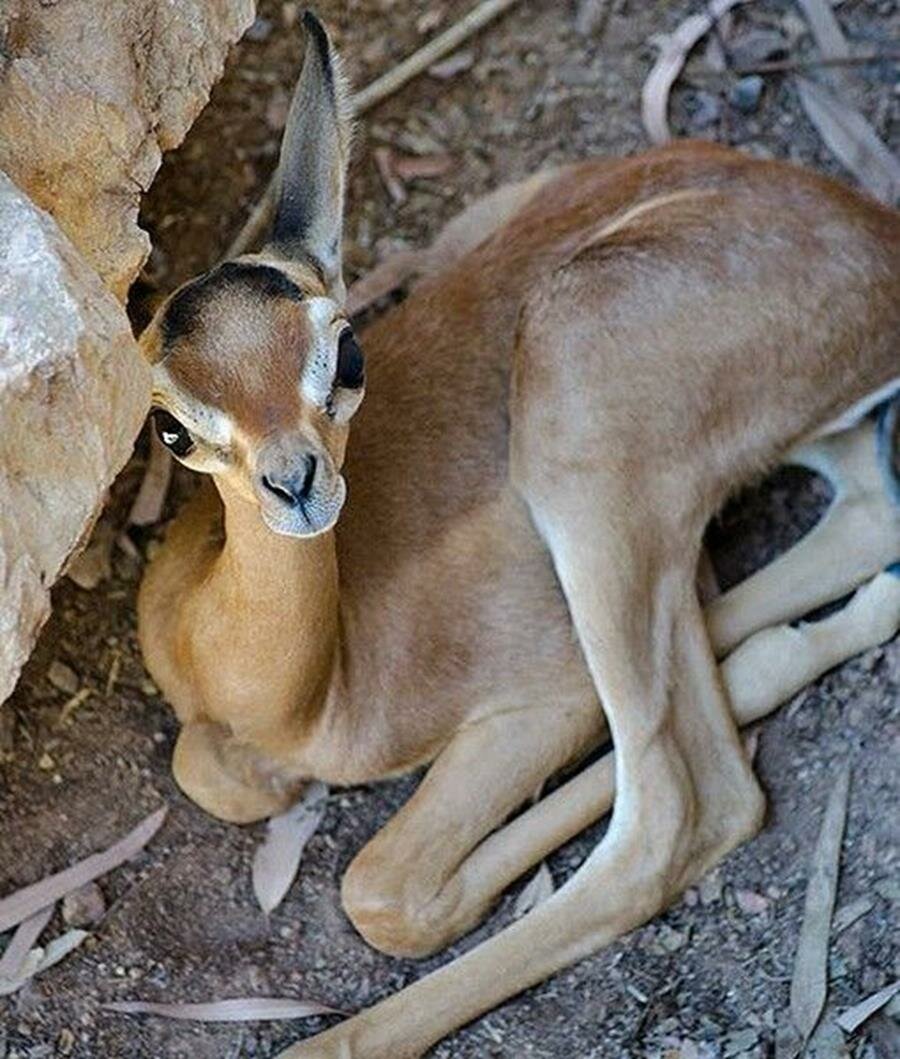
left=341, top=700, right=604, bottom=958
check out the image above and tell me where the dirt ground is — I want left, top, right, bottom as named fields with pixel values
left=2, top=1, right=899, bottom=1057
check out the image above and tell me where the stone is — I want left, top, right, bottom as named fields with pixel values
left=734, top=889, right=770, bottom=915
left=723, top=1028, right=759, bottom=1057
left=0, top=175, right=150, bottom=705
left=47, top=660, right=79, bottom=695
left=728, top=76, right=765, bottom=115
left=62, top=881, right=106, bottom=927
left=0, top=0, right=252, bottom=705
left=0, top=0, right=255, bottom=299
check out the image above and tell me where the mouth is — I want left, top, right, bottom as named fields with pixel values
left=261, top=475, right=347, bottom=538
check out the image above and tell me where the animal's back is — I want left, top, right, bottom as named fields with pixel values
left=332, top=143, right=899, bottom=769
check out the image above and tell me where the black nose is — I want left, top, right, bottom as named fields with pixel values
left=261, top=455, right=317, bottom=507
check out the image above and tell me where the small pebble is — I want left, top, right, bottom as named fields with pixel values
left=723, top=1028, right=759, bottom=1056
left=729, top=75, right=764, bottom=114
left=699, top=869, right=723, bottom=905
left=244, top=15, right=273, bottom=42
left=684, top=90, right=721, bottom=129
left=734, top=889, right=769, bottom=915
left=62, top=882, right=106, bottom=927
left=47, top=661, right=78, bottom=696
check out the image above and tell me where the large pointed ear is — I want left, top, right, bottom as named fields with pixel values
left=268, top=11, right=353, bottom=296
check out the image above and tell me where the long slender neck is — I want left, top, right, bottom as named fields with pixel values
left=203, top=478, right=340, bottom=737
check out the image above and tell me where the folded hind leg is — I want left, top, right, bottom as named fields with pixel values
left=708, top=415, right=900, bottom=655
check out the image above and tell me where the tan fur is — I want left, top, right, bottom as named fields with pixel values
left=138, top=62, right=900, bottom=1056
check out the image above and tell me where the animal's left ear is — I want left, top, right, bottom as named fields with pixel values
left=267, top=11, right=353, bottom=297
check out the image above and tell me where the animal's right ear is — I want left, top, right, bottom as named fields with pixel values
left=267, top=11, right=353, bottom=297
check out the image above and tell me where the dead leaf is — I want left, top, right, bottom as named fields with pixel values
left=729, top=28, right=788, bottom=69
left=0, top=929, right=88, bottom=997
left=513, top=862, right=555, bottom=918
left=796, top=78, right=900, bottom=204
left=0, top=905, right=54, bottom=981
left=778, top=768, right=850, bottom=1058
left=642, top=0, right=747, bottom=144
left=0, top=806, right=167, bottom=933
left=835, top=980, right=900, bottom=1034
left=795, top=0, right=849, bottom=60
left=252, top=783, right=328, bottom=915
left=128, top=432, right=173, bottom=528
left=105, top=997, right=342, bottom=1022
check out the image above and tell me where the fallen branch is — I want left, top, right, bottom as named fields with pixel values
left=225, top=0, right=525, bottom=259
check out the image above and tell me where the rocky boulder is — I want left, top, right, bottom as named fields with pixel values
left=0, top=0, right=255, bottom=299
left=0, top=0, right=255, bottom=704
left=0, top=175, right=150, bottom=703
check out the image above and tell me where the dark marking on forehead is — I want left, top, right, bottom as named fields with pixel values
left=160, top=262, right=304, bottom=350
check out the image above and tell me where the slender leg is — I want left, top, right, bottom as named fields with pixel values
left=721, top=565, right=900, bottom=719
left=341, top=701, right=604, bottom=958
left=404, top=564, right=900, bottom=956
left=708, top=419, right=900, bottom=655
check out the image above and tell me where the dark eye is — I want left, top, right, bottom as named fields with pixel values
left=335, top=328, right=364, bottom=390
left=152, top=409, right=195, bottom=457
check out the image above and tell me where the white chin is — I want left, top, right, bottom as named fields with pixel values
left=261, top=479, right=346, bottom=538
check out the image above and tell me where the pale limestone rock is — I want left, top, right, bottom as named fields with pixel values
left=0, top=175, right=150, bottom=704
left=0, top=0, right=253, bottom=703
left=0, top=0, right=255, bottom=298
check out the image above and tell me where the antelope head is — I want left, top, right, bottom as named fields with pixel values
left=139, top=13, right=360, bottom=537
